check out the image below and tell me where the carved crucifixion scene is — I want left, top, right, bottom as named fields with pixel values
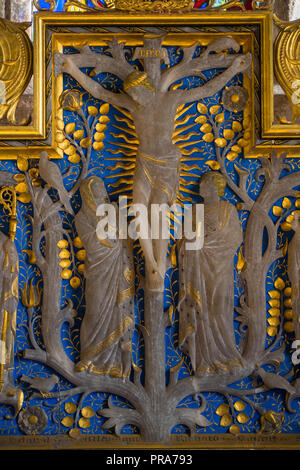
left=0, top=0, right=299, bottom=449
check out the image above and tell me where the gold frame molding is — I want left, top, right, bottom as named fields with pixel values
left=0, top=432, right=299, bottom=450
left=2, top=10, right=298, bottom=159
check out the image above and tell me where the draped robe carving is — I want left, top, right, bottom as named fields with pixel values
left=75, top=177, right=135, bottom=378
left=288, top=215, right=300, bottom=339
left=0, top=232, right=18, bottom=389
left=179, top=173, right=243, bottom=375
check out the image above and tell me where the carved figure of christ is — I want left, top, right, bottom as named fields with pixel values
left=57, top=35, right=251, bottom=291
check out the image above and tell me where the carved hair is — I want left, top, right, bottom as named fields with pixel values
left=80, top=176, right=108, bottom=215
left=200, top=171, right=226, bottom=197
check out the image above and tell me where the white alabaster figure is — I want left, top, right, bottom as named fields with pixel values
left=179, top=172, right=244, bottom=375
left=288, top=213, right=300, bottom=339
left=75, top=176, right=135, bottom=377
left=56, top=35, right=251, bottom=291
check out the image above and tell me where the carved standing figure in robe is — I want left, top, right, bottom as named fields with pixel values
left=288, top=213, right=300, bottom=339
left=56, top=35, right=251, bottom=291
left=75, top=176, right=135, bottom=378
left=179, top=172, right=244, bottom=375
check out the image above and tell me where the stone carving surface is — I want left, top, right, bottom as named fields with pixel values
left=179, top=172, right=243, bottom=375
left=56, top=35, right=251, bottom=291
left=75, top=177, right=135, bottom=377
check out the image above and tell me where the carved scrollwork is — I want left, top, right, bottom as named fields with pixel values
left=0, top=20, right=33, bottom=125
left=274, top=16, right=300, bottom=123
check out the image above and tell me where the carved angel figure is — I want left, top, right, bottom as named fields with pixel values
left=178, top=172, right=243, bottom=375
left=75, top=176, right=135, bottom=378
left=288, top=213, right=300, bottom=339
left=56, top=35, right=251, bottom=291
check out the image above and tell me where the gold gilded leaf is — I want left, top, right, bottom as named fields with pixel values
left=69, top=428, right=82, bottom=439
left=73, top=237, right=83, bottom=248
left=65, top=402, right=77, bottom=414
left=15, top=182, right=28, bottom=193
left=195, top=115, right=207, bottom=124
left=284, top=310, right=293, bottom=320
left=200, top=123, right=212, bottom=134
left=94, top=132, right=105, bottom=142
left=234, top=401, right=246, bottom=412
left=78, top=417, right=90, bottom=429
left=59, top=249, right=70, bottom=259
left=268, top=299, right=280, bottom=308
left=226, top=151, right=238, bottom=161
left=88, top=106, right=98, bottom=116
left=202, top=133, right=214, bottom=143
left=17, top=193, right=31, bottom=203
left=284, top=321, right=294, bottom=333
left=81, top=406, right=95, bottom=418
left=65, top=145, right=77, bottom=156
left=61, top=269, right=72, bottom=280
left=96, top=123, right=107, bottom=133
left=215, top=113, right=225, bottom=123
left=284, top=298, right=292, bottom=308
left=80, top=137, right=92, bottom=148
left=273, top=206, right=283, bottom=217
left=237, top=138, right=248, bottom=148
left=70, top=277, right=81, bottom=289
left=56, top=132, right=65, bottom=143
left=100, top=103, right=110, bottom=115
left=268, top=317, right=280, bottom=327
left=268, top=308, right=280, bottom=317
left=56, top=119, right=65, bottom=131
left=58, top=139, right=70, bottom=150
left=237, top=413, right=249, bottom=424
left=93, top=142, right=105, bottom=151
left=214, top=138, right=227, bottom=148
left=68, top=154, right=81, bottom=164
left=59, top=259, right=71, bottom=269
left=231, top=145, right=242, bottom=153
left=282, top=197, right=291, bottom=209
left=65, top=122, right=76, bottom=135
left=209, top=105, right=221, bottom=115
left=220, top=414, right=232, bottom=427
left=57, top=239, right=69, bottom=248
left=73, top=129, right=84, bottom=140
left=216, top=404, right=229, bottom=416
left=223, top=129, right=235, bottom=140
left=76, top=249, right=86, bottom=261
left=99, top=115, right=110, bottom=124
left=197, top=103, right=208, bottom=114
left=268, top=290, right=280, bottom=299
left=78, top=264, right=85, bottom=274
left=229, top=424, right=240, bottom=435
left=267, top=326, right=277, bottom=337
left=232, top=121, right=242, bottom=132
left=13, top=174, right=26, bottom=183
left=284, top=287, right=292, bottom=297
left=17, top=156, right=28, bottom=172
left=274, top=278, right=285, bottom=291
left=281, top=222, right=292, bottom=232
left=61, top=416, right=74, bottom=427
left=206, top=160, right=220, bottom=170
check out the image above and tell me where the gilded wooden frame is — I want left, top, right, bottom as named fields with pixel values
left=0, top=9, right=299, bottom=450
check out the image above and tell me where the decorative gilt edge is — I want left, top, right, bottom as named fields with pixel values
left=0, top=433, right=299, bottom=450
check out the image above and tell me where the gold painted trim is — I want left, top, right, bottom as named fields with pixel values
left=2, top=11, right=297, bottom=159
left=0, top=433, right=299, bottom=450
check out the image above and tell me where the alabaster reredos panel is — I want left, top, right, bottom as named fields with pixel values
left=0, top=6, right=299, bottom=450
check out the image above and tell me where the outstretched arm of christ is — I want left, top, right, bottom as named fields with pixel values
left=54, top=39, right=135, bottom=110
left=172, top=53, right=252, bottom=105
